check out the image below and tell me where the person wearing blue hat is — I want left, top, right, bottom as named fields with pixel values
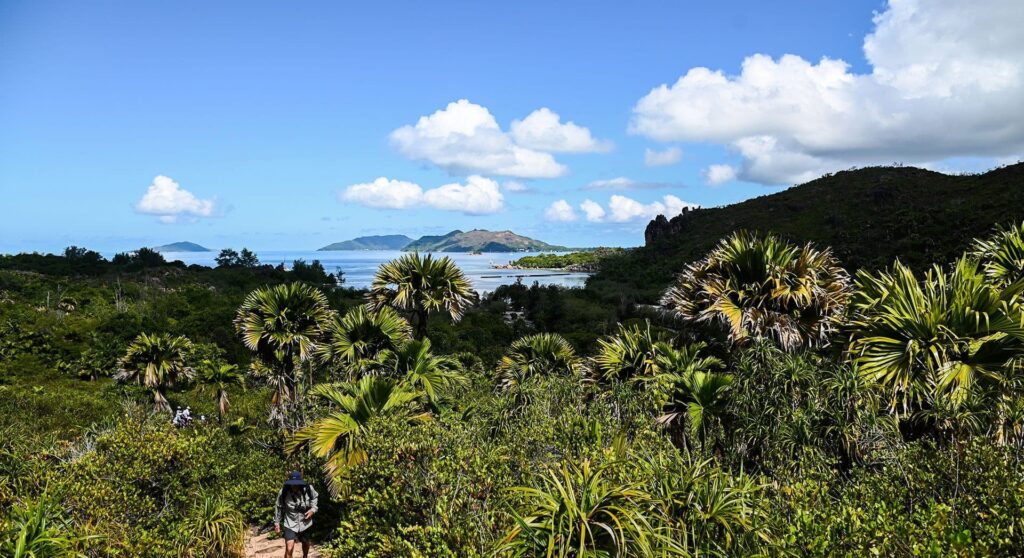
left=273, top=471, right=319, bottom=558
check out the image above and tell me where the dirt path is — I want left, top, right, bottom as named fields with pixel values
left=244, top=527, right=323, bottom=558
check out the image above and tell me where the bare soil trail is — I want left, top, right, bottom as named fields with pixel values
left=244, top=527, right=322, bottom=558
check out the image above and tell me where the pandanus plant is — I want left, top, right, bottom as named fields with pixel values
left=661, top=231, right=851, bottom=350
left=115, top=332, right=194, bottom=413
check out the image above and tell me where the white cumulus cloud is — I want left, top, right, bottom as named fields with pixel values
left=544, top=200, right=578, bottom=222
left=570, top=195, right=697, bottom=224
left=340, top=175, right=504, bottom=215
left=510, top=108, right=612, bottom=153
left=340, top=177, right=424, bottom=209
left=579, top=199, right=606, bottom=223
left=134, top=175, right=216, bottom=223
left=423, top=175, right=504, bottom=215
left=644, top=146, right=683, bottom=166
left=606, top=194, right=695, bottom=223
left=704, top=164, right=738, bottom=185
left=389, top=100, right=565, bottom=178
left=630, top=0, right=1024, bottom=185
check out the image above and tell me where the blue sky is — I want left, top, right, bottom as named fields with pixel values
left=2, top=0, right=1021, bottom=252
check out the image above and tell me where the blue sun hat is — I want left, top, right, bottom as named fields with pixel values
left=284, top=471, right=307, bottom=486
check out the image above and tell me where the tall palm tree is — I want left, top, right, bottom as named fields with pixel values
left=234, top=283, right=332, bottom=426
left=971, top=221, right=1024, bottom=290
left=115, top=332, right=194, bottom=412
left=286, top=377, right=430, bottom=496
left=847, top=257, right=1024, bottom=416
left=367, top=252, right=475, bottom=339
left=199, top=361, right=245, bottom=422
left=495, top=333, right=578, bottom=389
left=316, top=305, right=411, bottom=379
left=661, top=230, right=850, bottom=350
left=383, top=338, right=465, bottom=405
left=593, top=321, right=668, bottom=382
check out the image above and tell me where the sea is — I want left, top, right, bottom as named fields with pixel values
left=151, top=250, right=591, bottom=292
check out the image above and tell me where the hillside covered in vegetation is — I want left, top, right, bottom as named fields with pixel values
left=591, top=164, right=1024, bottom=302
left=4, top=212, right=1024, bottom=556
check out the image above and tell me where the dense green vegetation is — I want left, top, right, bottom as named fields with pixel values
left=594, top=163, right=1024, bottom=303
left=3, top=220, right=1024, bottom=556
left=509, top=248, right=625, bottom=271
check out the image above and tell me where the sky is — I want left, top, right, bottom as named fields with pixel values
left=1, top=0, right=1022, bottom=253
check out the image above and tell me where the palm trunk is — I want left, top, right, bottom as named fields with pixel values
left=218, top=391, right=229, bottom=423
left=415, top=307, right=429, bottom=340
left=154, top=389, right=171, bottom=413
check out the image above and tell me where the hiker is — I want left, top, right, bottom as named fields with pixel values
left=273, top=471, right=318, bottom=558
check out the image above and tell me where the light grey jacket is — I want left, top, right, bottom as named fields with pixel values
left=274, top=486, right=319, bottom=532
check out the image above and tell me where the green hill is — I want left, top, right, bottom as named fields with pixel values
left=151, top=241, right=210, bottom=252
left=403, top=229, right=566, bottom=252
left=589, top=163, right=1024, bottom=302
left=318, top=234, right=413, bottom=251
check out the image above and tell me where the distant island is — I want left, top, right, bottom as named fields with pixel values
left=500, top=248, right=625, bottom=272
left=320, top=229, right=566, bottom=253
left=318, top=235, right=414, bottom=251
left=151, top=241, right=211, bottom=252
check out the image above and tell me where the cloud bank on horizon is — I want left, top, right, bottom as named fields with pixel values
left=630, top=0, right=1024, bottom=185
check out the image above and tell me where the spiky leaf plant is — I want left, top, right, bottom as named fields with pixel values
left=499, top=459, right=663, bottom=557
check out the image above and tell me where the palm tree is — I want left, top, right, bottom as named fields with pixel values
left=847, top=257, right=1024, bottom=417
left=367, top=252, right=475, bottom=339
left=383, top=338, right=465, bottom=405
left=661, top=230, right=850, bottom=350
left=316, top=305, right=411, bottom=379
left=199, top=361, right=245, bottom=422
left=115, top=333, right=194, bottom=412
left=234, top=283, right=332, bottom=426
left=971, top=221, right=1024, bottom=289
left=495, top=333, right=578, bottom=389
left=593, top=321, right=668, bottom=382
left=647, top=343, right=731, bottom=441
left=657, top=369, right=734, bottom=442
left=286, top=377, right=430, bottom=496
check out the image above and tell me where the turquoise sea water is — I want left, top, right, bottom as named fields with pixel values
left=146, top=250, right=590, bottom=292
